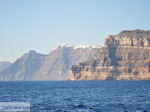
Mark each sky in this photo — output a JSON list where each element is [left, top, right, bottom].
[[0, 0, 150, 62]]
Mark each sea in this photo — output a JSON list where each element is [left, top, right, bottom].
[[0, 81, 150, 112]]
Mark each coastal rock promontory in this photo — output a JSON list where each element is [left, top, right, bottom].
[[68, 30, 150, 80]]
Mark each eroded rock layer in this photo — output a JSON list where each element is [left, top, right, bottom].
[[68, 30, 150, 80]]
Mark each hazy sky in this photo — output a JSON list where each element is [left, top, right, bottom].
[[0, 0, 150, 62]]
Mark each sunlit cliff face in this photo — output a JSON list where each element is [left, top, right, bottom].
[[68, 30, 150, 80]]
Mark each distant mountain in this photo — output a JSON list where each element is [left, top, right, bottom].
[[0, 50, 46, 80], [0, 45, 100, 81], [0, 62, 11, 72]]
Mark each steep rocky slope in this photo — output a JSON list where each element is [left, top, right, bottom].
[[0, 50, 46, 80], [0, 45, 99, 80], [68, 30, 150, 80], [0, 62, 11, 72], [34, 45, 100, 80]]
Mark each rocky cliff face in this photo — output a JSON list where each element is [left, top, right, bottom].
[[68, 30, 150, 80], [34, 45, 99, 80], [0, 45, 99, 80]]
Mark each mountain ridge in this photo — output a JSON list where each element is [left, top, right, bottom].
[[0, 45, 99, 80]]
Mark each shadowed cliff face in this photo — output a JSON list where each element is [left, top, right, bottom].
[[68, 30, 150, 80]]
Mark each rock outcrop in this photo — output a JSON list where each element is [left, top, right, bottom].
[[68, 30, 150, 80]]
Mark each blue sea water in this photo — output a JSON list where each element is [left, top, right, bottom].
[[0, 81, 150, 112]]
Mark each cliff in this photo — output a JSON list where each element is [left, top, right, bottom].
[[33, 45, 100, 80], [68, 30, 150, 80]]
